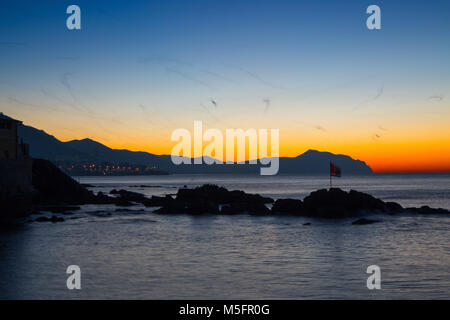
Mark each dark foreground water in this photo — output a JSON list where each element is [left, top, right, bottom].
[[0, 174, 449, 299]]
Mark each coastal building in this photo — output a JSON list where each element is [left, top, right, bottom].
[[0, 112, 29, 159], [0, 113, 33, 217]]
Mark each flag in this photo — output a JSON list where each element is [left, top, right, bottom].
[[330, 162, 341, 177]]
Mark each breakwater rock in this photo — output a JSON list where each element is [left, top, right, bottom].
[[152, 184, 449, 217], [31, 159, 144, 207], [32, 159, 95, 205], [153, 184, 273, 215]]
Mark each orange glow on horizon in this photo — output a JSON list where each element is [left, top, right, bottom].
[[95, 139, 450, 174], [11, 112, 450, 174]]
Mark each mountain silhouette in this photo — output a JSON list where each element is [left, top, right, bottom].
[[277, 150, 372, 174], [18, 124, 373, 175], [17, 124, 85, 160]]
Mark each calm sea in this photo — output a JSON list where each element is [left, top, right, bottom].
[[0, 174, 449, 299]]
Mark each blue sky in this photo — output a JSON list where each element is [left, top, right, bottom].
[[1, 0, 448, 108], [0, 0, 449, 171]]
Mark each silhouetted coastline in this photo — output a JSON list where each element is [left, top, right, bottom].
[[18, 123, 373, 175]]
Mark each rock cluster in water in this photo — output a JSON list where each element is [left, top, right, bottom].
[[102, 184, 446, 218], [146, 185, 448, 217]]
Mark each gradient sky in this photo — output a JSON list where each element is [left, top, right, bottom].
[[1, 0, 449, 172]]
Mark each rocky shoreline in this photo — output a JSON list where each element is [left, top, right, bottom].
[[35, 182, 450, 222], [141, 184, 449, 217], [2, 159, 449, 224]]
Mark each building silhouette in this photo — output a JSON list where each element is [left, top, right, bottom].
[[0, 113, 33, 217], [0, 112, 29, 159]]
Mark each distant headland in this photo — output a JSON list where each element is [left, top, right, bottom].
[[17, 123, 373, 176]]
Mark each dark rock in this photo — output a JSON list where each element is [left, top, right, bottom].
[[32, 159, 96, 205], [348, 189, 387, 212], [155, 197, 219, 215], [110, 189, 148, 203], [92, 191, 117, 204], [50, 215, 64, 223], [271, 199, 304, 215], [35, 216, 49, 222], [35, 215, 64, 223], [91, 191, 136, 206], [143, 195, 174, 207], [405, 206, 449, 215], [154, 199, 187, 214], [302, 188, 387, 217], [114, 199, 135, 207], [134, 184, 450, 218], [154, 184, 272, 215], [176, 184, 273, 205], [385, 201, 403, 213], [221, 202, 270, 215], [220, 203, 246, 215], [185, 199, 219, 215], [29, 159, 156, 210], [352, 218, 381, 225], [248, 203, 271, 215], [303, 222, 311, 226]]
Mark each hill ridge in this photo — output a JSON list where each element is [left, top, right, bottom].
[[18, 123, 373, 175]]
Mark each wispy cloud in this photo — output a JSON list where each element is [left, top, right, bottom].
[[293, 119, 328, 134], [59, 72, 93, 113], [137, 103, 178, 129], [137, 56, 193, 67], [40, 87, 81, 112], [262, 97, 271, 112], [7, 96, 58, 111], [225, 64, 286, 91], [372, 133, 381, 141], [429, 94, 443, 102], [165, 67, 215, 90], [138, 55, 234, 88], [314, 125, 327, 132], [354, 84, 384, 110], [200, 69, 236, 84]]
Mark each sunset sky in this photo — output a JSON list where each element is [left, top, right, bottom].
[[1, 0, 449, 173]]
